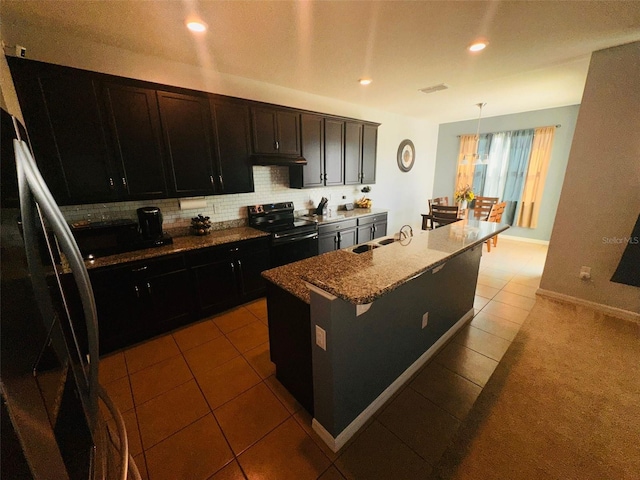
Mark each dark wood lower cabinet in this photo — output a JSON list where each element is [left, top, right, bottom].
[[90, 237, 269, 353], [318, 219, 358, 254]]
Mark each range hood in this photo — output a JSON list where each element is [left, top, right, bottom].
[[251, 154, 307, 166]]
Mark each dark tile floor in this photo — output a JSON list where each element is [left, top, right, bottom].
[[100, 239, 547, 480]]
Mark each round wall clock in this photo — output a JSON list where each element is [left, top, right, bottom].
[[397, 139, 415, 172]]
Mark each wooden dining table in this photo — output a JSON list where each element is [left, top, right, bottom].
[[421, 208, 470, 230]]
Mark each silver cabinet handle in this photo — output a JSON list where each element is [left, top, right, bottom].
[[237, 259, 246, 293], [122, 177, 127, 188], [210, 175, 215, 187], [109, 177, 115, 189], [275, 140, 279, 150], [134, 285, 140, 298], [131, 266, 148, 272], [146, 282, 152, 295], [219, 174, 224, 191]]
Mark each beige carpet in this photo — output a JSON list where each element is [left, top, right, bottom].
[[432, 297, 640, 480]]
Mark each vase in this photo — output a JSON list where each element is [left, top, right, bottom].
[[460, 200, 468, 210]]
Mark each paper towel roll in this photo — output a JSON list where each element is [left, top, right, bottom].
[[179, 197, 207, 210]]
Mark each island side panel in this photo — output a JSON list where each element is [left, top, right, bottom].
[[265, 281, 314, 414], [311, 245, 482, 438]]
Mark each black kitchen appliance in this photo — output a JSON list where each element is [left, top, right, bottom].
[[71, 217, 173, 260], [248, 202, 318, 267], [137, 206, 163, 239]]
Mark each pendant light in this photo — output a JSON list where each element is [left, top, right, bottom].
[[461, 102, 489, 165]]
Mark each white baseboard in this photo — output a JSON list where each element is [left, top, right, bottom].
[[311, 307, 475, 452], [536, 288, 640, 323], [499, 234, 550, 245]]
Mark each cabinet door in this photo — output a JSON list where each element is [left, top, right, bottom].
[[338, 227, 357, 249], [357, 224, 373, 244], [90, 266, 144, 354], [372, 220, 387, 239], [318, 232, 338, 254], [237, 249, 270, 298], [9, 58, 117, 205], [191, 259, 239, 314], [102, 83, 167, 199], [147, 268, 193, 332], [324, 119, 345, 186], [276, 110, 301, 155], [298, 114, 324, 187], [362, 124, 378, 184], [211, 99, 254, 193], [157, 91, 216, 196], [344, 121, 363, 185], [251, 108, 278, 154]]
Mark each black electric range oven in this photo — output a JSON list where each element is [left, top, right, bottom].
[[248, 202, 318, 267]]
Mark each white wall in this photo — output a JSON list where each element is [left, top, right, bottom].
[[541, 41, 640, 314], [1, 21, 437, 234]]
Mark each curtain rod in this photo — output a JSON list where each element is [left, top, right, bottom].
[[456, 124, 561, 138]]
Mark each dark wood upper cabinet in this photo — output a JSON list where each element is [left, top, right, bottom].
[[210, 99, 254, 194], [251, 107, 300, 155], [9, 57, 379, 203], [157, 90, 217, 196], [290, 114, 324, 188], [344, 121, 363, 185], [324, 119, 345, 186], [102, 83, 168, 199], [8, 58, 117, 205], [276, 110, 301, 155], [362, 123, 378, 184]]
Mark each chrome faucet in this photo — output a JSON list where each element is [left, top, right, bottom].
[[399, 224, 413, 240]]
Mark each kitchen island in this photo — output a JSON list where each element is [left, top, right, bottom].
[[262, 219, 509, 451]]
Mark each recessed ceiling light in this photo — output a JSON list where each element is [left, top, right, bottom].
[[186, 20, 207, 33], [359, 78, 372, 86], [468, 41, 488, 52]]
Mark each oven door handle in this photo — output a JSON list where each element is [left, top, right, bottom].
[[272, 231, 318, 245]]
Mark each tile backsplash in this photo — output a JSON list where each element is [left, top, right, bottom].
[[61, 166, 370, 229]]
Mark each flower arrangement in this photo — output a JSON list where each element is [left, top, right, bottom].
[[454, 185, 475, 203]]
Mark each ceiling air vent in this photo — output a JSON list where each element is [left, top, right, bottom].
[[419, 83, 449, 95]]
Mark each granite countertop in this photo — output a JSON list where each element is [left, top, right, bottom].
[[80, 226, 269, 270], [262, 219, 509, 305], [298, 207, 387, 225]]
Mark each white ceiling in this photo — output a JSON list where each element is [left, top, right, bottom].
[[2, 1, 640, 123]]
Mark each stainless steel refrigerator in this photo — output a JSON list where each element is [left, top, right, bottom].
[[1, 108, 140, 479]]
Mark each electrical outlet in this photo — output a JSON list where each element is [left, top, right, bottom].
[[579, 266, 591, 280], [315, 325, 327, 350], [422, 312, 429, 329]]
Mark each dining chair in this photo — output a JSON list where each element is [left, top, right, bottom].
[[485, 201, 506, 252], [421, 197, 450, 230], [430, 204, 460, 228], [473, 196, 499, 220]]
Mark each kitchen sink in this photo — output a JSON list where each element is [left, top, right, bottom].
[[377, 238, 396, 245], [352, 244, 380, 254]]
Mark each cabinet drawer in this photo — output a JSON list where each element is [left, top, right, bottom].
[[357, 213, 387, 226], [126, 254, 186, 277], [318, 219, 357, 234], [186, 237, 269, 267]]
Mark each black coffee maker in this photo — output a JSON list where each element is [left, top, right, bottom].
[[137, 206, 163, 240]]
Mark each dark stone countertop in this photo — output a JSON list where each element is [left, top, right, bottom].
[[78, 226, 269, 271], [262, 219, 509, 305], [297, 207, 388, 225]]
